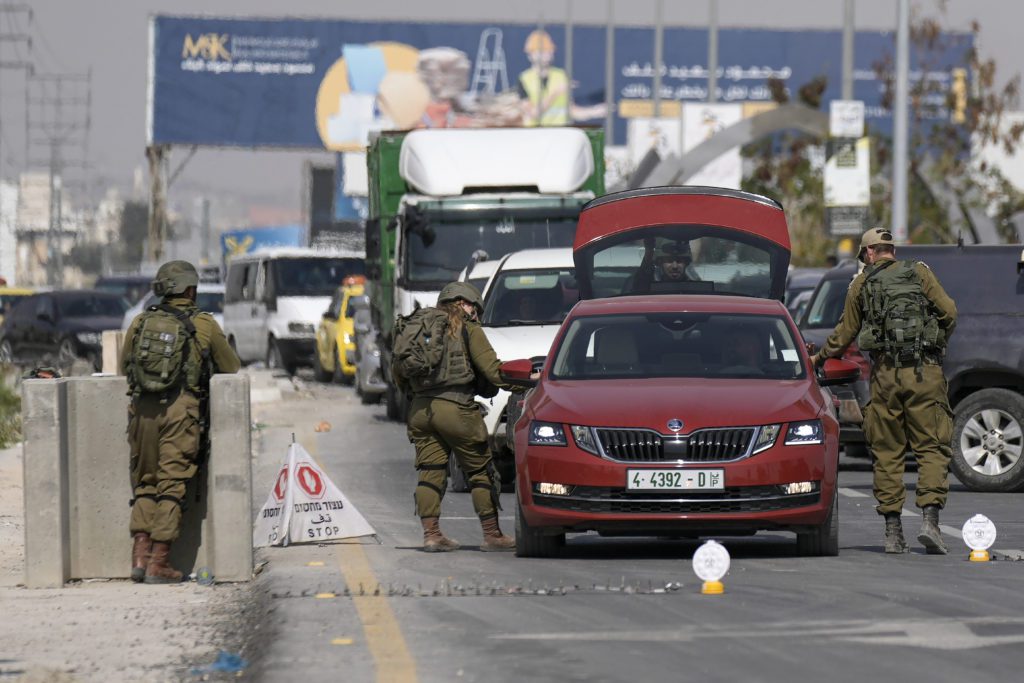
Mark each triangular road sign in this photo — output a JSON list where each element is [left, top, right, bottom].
[[254, 442, 377, 548]]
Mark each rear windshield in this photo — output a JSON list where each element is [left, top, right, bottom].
[[59, 296, 127, 318], [482, 268, 577, 326], [550, 312, 805, 381], [273, 258, 365, 297]]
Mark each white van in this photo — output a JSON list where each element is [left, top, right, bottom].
[[223, 248, 365, 374]]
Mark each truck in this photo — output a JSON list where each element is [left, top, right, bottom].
[[364, 126, 605, 420]]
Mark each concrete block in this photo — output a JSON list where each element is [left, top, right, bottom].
[[22, 379, 70, 588], [205, 374, 253, 581], [63, 376, 131, 579], [101, 330, 125, 375]]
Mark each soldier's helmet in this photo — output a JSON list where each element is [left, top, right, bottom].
[[857, 227, 896, 263], [655, 241, 693, 262], [152, 260, 199, 297], [437, 281, 484, 314]]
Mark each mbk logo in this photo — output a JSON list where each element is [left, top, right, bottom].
[[182, 33, 231, 61]]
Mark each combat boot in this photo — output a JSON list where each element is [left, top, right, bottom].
[[421, 517, 460, 553], [883, 512, 908, 554], [480, 515, 515, 552], [131, 532, 152, 583], [917, 505, 948, 555], [144, 541, 184, 583]]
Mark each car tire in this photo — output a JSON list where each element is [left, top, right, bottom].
[[267, 338, 292, 376], [950, 388, 1024, 492], [448, 456, 470, 492], [354, 365, 364, 397], [796, 492, 839, 557], [312, 347, 331, 383], [386, 384, 401, 421], [514, 499, 563, 558], [0, 339, 12, 365]]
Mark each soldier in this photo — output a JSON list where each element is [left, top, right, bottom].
[[654, 241, 700, 283], [810, 228, 957, 554], [123, 261, 240, 583], [392, 281, 521, 552]]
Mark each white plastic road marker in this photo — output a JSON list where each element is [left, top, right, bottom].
[[962, 514, 997, 562], [693, 540, 730, 595], [253, 442, 377, 547]]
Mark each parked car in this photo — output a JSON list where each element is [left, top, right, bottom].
[[121, 283, 226, 330], [457, 259, 501, 299], [222, 248, 364, 374], [313, 279, 365, 384], [506, 187, 860, 557], [785, 267, 827, 312], [0, 286, 34, 328], [94, 275, 153, 307], [350, 294, 386, 404], [0, 290, 128, 371], [799, 244, 1024, 492], [450, 247, 576, 491]]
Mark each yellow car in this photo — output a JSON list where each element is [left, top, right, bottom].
[[0, 287, 34, 329], [314, 281, 364, 384]]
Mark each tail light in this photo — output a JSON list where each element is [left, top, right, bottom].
[[842, 342, 871, 381]]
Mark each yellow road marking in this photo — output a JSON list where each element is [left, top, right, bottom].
[[331, 637, 354, 645], [315, 592, 337, 599], [307, 561, 326, 567], [302, 431, 418, 683]]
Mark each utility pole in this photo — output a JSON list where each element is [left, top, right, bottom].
[[147, 144, 168, 264], [842, 0, 855, 100], [0, 4, 32, 179], [707, 0, 719, 103], [565, 0, 573, 114], [604, 0, 615, 144], [652, 0, 663, 118], [892, 0, 909, 242]]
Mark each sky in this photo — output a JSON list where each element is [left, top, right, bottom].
[[4, 0, 1021, 225]]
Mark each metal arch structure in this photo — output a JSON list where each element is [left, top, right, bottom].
[[622, 102, 1000, 244]]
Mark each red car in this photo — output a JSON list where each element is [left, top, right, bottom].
[[502, 187, 859, 557]]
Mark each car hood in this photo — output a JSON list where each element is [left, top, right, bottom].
[[481, 324, 561, 362], [64, 316, 125, 333], [532, 377, 824, 431]]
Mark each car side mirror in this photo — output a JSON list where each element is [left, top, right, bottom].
[[500, 358, 537, 388], [818, 358, 860, 386], [323, 310, 333, 319]]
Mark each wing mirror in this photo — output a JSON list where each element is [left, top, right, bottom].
[[500, 358, 537, 388], [818, 358, 861, 386]]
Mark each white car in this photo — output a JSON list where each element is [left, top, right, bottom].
[[457, 259, 500, 299], [122, 282, 226, 330], [449, 247, 577, 491]]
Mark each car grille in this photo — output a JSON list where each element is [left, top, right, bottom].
[[534, 485, 819, 514], [595, 427, 755, 463]]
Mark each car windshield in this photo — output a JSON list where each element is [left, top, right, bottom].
[[583, 231, 776, 299], [550, 312, 805, 381], [95, 279, 151, 304], [273, 258, 365, 297], [803, 276, 853, 328], [59, 295, 127, 318], [196, 291, 224, 314], [405, 210, 578, 289], [482, 268, 577, 326]]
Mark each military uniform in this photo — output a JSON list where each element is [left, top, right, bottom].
[[122, 262, 240, 582], [393, 281, 518, 552], [812, 228, 957, 554]]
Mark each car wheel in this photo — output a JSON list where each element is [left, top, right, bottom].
[[57, 338, 77, 368], [354, 366, 364, 397], [312, 347, 331, 383], [0, 339, 12, 365], [360, 388, 383, 406], [795, 491, 839, 557], [267, 338, 292, 376], [844, 443, 871, 459], [950, 388, 1024, 492], [448, 455, 470, 493], [386, 384, 401, 420], [514, 499, 563, 558]]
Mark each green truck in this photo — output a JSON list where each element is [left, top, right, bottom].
[[365, 126, 605, 419]]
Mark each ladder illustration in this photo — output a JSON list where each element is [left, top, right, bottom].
[[470, 28, 510, 98]]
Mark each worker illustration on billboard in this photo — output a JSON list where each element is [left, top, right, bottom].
[[517, 29, 570, 126]]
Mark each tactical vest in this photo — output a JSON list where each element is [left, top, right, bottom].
[[126, 304, 207, 397], [856, 260, 944, 366], [391, 307, 475, 394]]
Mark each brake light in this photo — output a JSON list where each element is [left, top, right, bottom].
[[843, 343, 871, 381]]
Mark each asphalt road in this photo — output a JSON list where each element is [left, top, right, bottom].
[[247, 379, 1024, 683]]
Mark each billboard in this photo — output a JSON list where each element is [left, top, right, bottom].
[[149, 16, 972, 150], [220, 224, 304, 263]]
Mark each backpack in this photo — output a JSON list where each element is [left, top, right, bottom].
[[126, 304, 203, 395], [856, 260, 943, 366], [391, 307, 475, 393]]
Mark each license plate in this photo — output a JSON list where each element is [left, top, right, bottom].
[[626, 468, 724, 491]]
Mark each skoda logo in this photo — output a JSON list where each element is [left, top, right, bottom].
[[667, 418, 684, 433]]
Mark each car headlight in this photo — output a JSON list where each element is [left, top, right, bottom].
[[570, 425, 600, 455], [76, 332, 102, 345], [752, 424, 781, 454], [785, 420, 824, 446], [528, 421, 566, 446], [288, 322, 315, 335]]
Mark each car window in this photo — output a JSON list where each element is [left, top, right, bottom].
[[196, 291, 224, 314], [225, 263, 249, 303], [344, 294, 367, 319], [36, 296, 56, 320], [481, 268, 577, 326], [550, 312, 805, 381], [803, 278, 852, 328], [244, 262, 260, 301], [273, 258, 365, 297], [58, 296, 125, 318]]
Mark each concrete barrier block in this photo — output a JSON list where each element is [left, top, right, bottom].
[[101, 330, 125, 375], [206, 374, 253, 581], [22, 379, 70, 588], [64, 376, 131, 579]]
